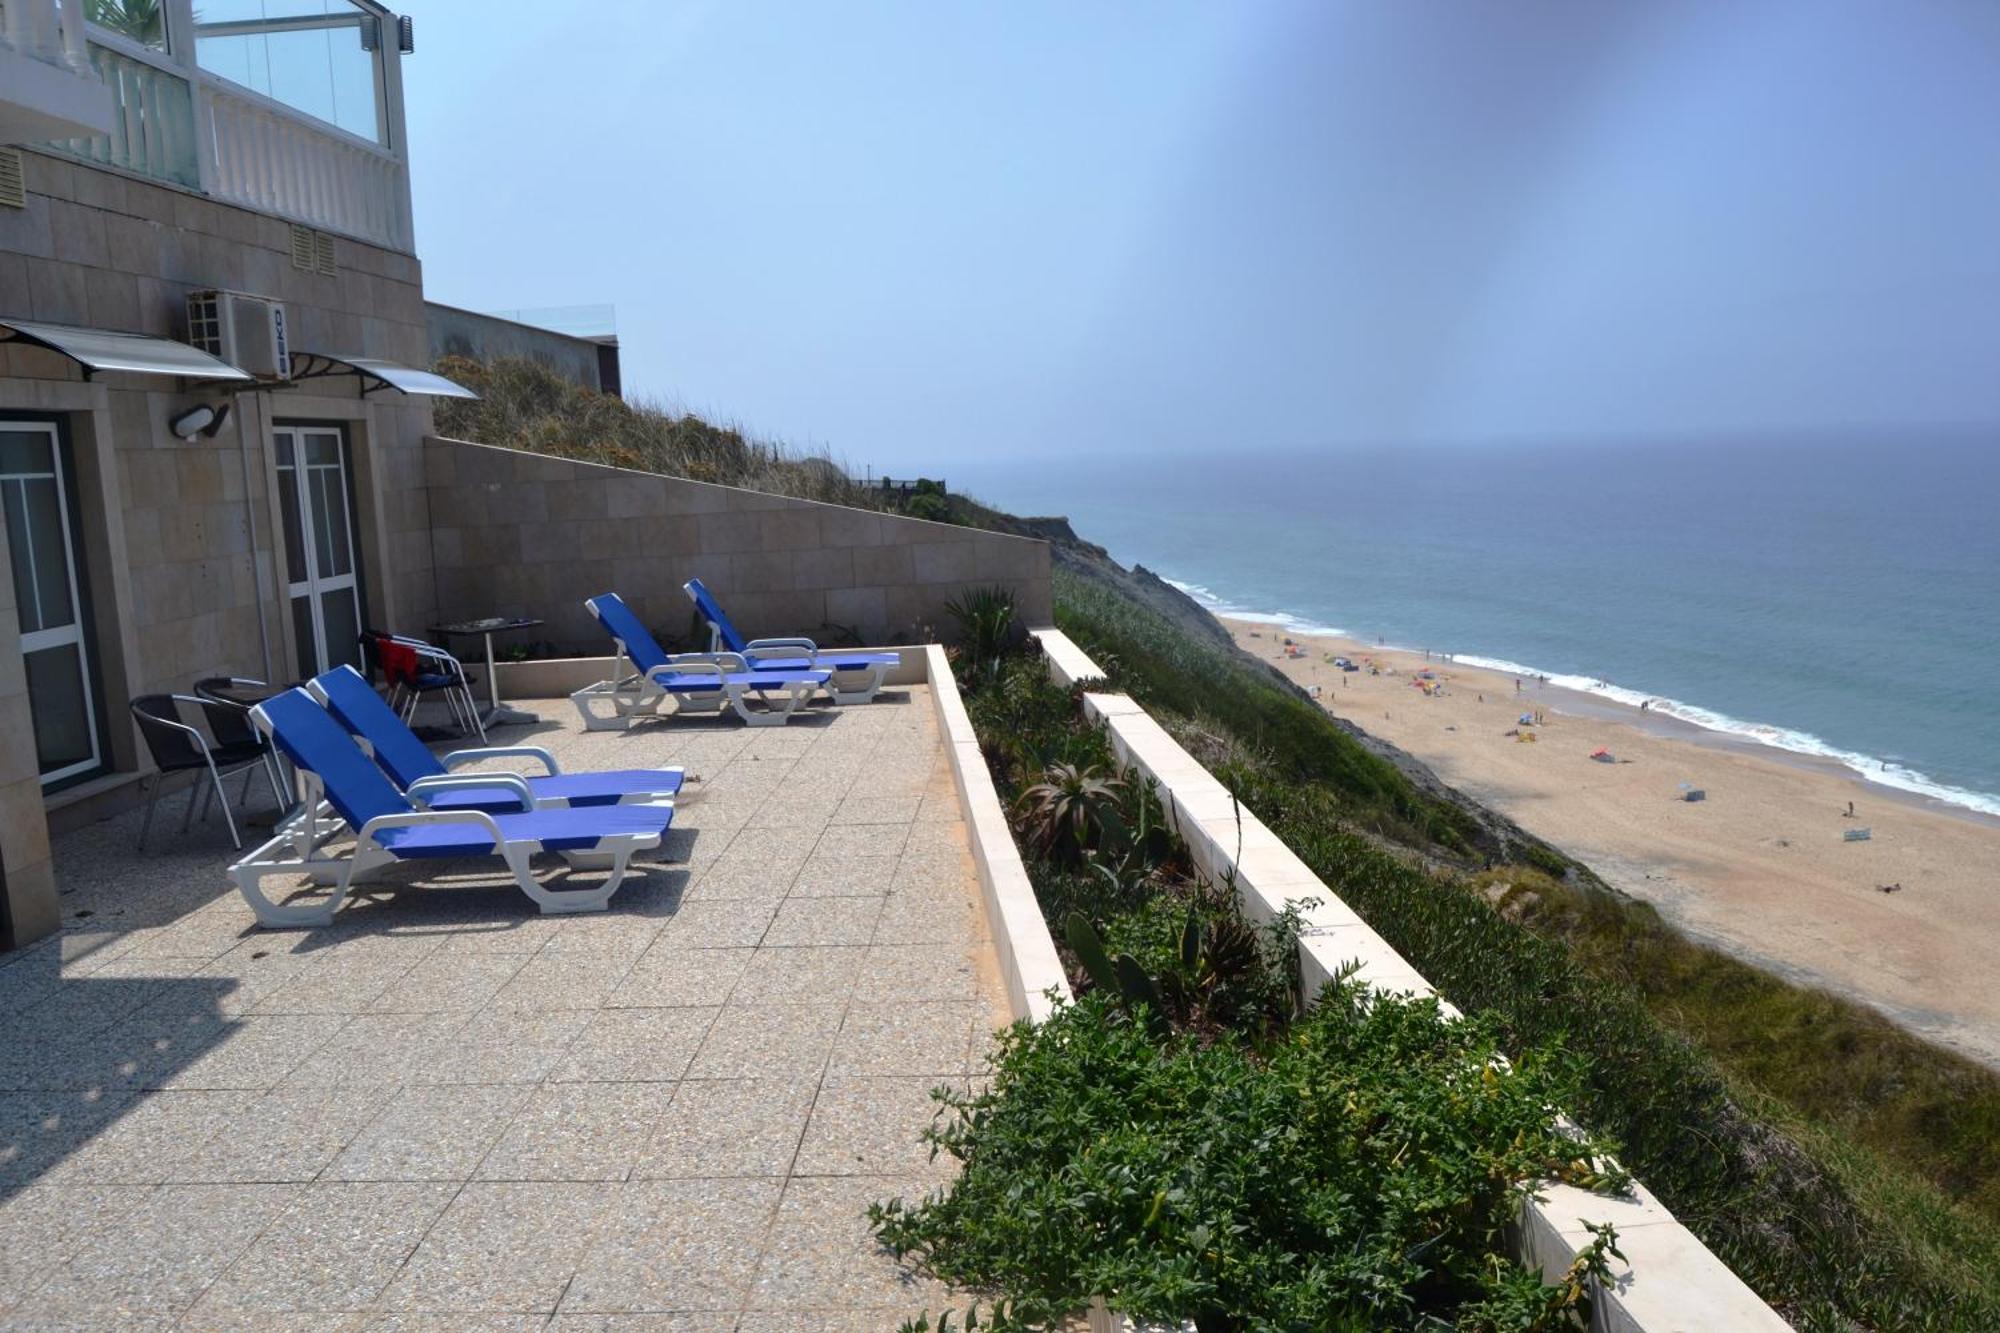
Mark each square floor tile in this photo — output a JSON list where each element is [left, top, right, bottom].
[[829, 1004, 976, 1077], [787, 854, 899, 899], [813, 825, 909, 860], [746, 1175, 948, 1311], [653, 900, 780, 950], [153, 1014, 344, 1090], [29, 1182, 298, 1316], [197, 1181, 455, 1312], [852, 944, 983, 1004], [608, 947, 753, 1009], [550, 1008, 716, 1083], [633, 1079, 816, 1180], [416, 1010, 593, 1085], [794, 1077, 963, 1179], [477, 1083, 666, 1182], [328, 1084, 529, 1181], [366, 952, 528, 1013], [0, 1183, 153, 1310], [561, 1177, 781, 1314], [44, 1089, 257, 1184], [685, 1005, 841, 1080], [760, 898, 882, 949], [282, 1013, 470, 1088], [173, 1085, 398, 1183], [872, 892, 978, 947], [378, 1181, 616, 1313], [727, 946, 865, 1005]]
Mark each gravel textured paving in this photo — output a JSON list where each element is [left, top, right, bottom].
[[0, 686, 1011, 1327]]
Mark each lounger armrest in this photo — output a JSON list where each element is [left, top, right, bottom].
[[442, 745, 561, 776], [744, 636, 818, 654], [355, 808, 505, 852], [653, 652, 750, 680], [407, 772, 537, 810]]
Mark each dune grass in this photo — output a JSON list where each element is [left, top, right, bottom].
[[431, 355, 891, 508]]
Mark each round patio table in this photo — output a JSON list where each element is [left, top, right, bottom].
[[427, 617, 545, 727]]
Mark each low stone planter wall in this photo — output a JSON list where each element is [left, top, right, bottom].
[[924, 645, 1071, 1024], [1032, 628, 1787, 1333]]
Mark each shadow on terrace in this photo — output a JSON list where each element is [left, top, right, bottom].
[[0, 685, 1008, 1324]]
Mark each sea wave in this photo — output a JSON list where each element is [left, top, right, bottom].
[[1163, 578, 2000, 820]]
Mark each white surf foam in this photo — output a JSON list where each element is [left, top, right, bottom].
[[1165, 578, 2000, 819]]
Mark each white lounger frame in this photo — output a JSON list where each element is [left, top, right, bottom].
[[228, 719, 666, 929], [303, 676, 689, 809], [736, 637, 888, 705], [571, 651, 823, 732]]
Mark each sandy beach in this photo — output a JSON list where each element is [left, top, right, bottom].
[[1221, 617, 2000, 1069]]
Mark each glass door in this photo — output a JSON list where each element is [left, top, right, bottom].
[[1, 422, 104, 787], [273, 424, 364, 677]]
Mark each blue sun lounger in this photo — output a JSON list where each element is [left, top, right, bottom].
[[229, 688, 672, 927], [309, 665, 685, 814], [684, 576, 897, 704], [572, 592, 831, 731]]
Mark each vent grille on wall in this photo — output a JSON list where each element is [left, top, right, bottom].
[[290, 224, 337, 275], [0, 149, 25, 210]]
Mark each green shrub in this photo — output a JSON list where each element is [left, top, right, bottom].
[[873, 988, 1626, 1331]]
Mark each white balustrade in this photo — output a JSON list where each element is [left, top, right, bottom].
[[0, 0, 92, 71], [200, 80, 413, 253]]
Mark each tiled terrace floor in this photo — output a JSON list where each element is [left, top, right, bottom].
[[0, 685, 1011, 1328]]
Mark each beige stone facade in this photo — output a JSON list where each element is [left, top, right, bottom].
[[0, 147, 439, 946], [0, 151, 1051, 952]]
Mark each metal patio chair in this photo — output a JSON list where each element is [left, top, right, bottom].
[[130, 694, 288, 851]]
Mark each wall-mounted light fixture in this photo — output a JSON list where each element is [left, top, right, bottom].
[[169, 402, 231, 441]]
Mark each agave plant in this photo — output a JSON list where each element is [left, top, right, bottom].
[[1013, 762, 1123, 865], [946, 586, 1019, 681]]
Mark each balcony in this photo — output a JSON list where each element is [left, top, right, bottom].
[[0, 0, 115, 142], [34, 0, 414, 254]]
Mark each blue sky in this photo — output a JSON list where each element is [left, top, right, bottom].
[[403, 1, 2000, 472]]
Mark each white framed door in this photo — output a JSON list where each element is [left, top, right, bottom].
[[273, 424, 365, 678], [1, 421, 104, 787]]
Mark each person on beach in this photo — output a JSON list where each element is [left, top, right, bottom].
[[1514, 678, 1521, 693]]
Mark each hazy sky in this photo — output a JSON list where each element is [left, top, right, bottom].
[[404, 2, 2000, 472]]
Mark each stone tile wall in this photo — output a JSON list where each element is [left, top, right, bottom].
[[424, 437, 1053, 652]]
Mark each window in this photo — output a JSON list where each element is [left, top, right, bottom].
[[193, 0, 386, 145], [1, 422, 105, 788], [273, 424, 365, 676]]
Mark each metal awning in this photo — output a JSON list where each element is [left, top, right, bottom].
[[0, 319, 254, 382], [288, 353, 479, 398]]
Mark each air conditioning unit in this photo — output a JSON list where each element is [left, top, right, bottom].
[[185, 290, 290, 380]]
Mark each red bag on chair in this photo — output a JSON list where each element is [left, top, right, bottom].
[[377, 636, 420, 688]]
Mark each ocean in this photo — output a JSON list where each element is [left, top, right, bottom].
[[950, 433, 2000, 817]]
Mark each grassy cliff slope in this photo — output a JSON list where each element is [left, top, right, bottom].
[[447, 356, 2000, 1328]]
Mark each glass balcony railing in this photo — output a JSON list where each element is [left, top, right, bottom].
[[36, 0, 414, 252], [54, 42, 198, 188]]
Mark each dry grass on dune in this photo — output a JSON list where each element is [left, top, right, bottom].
[[430, 355, 891, 509]]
